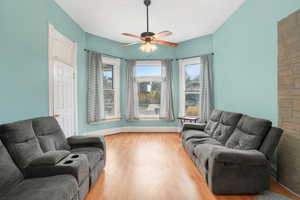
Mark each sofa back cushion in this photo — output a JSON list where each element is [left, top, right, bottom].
[[0, 119, 43, 170], [0, 140, 24, 197], [259, 127, 283, 160], [225, 115, 272, 150], [212, 111, 243, 145], [204, 110, 223, 136], [32, 117, 70, 152]]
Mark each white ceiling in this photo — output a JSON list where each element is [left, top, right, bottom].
[[54, 0, 246, 43]]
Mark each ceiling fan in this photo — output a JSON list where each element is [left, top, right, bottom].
[[121, 0, 178, 52]]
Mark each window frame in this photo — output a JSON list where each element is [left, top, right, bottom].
[[102, 56, 120, 120], [135, 61, 163, 119], [179, 57, 202, 117]]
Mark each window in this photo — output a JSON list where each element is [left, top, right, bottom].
[[135, 61, 162, 118], [179, 58, 202, 117], [102, 57, 120, 120]]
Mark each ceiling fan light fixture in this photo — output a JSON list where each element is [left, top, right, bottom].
[[140, 42, 157, 53], [121, 0, 177, 50]]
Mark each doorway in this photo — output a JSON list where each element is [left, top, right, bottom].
[[48, 24, 78, 137]]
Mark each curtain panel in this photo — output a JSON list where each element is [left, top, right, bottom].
[[87, 51, 105, 124], [126, 60, 139, 120], [199, 55, 214, 122], [160, 60, 175, 120]]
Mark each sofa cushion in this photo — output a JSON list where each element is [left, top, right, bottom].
[[182, 130, 209, 141], [211, 112, 242, 145], [225, 115, 272, 150], [204, 110, 222, 135], [71, 147, 103, 170], [259, 127, 283, 160], [32, 117, 70, 152], [0, 140, 24, 197], [183, 138, 221, 159], [194, 144, 224, 176], [2, 175, 78, 200], [0, 119, 43, 169]]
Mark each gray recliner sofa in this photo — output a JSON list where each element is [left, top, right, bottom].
[[0, 117, 106, 200], [181, 110, 283, 194]]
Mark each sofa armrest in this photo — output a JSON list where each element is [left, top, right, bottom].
[[207, 148, 270, 194], [29, 150, 70, 167], [182, 123, 206, 131], [67, 135, 105, 150], [211, 148, 268, 166], [25, 153, 89, 184]]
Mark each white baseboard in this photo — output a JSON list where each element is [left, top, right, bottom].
[[85, 126, 181, 136]]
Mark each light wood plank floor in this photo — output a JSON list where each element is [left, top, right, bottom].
[[85, 133, 299, 200]]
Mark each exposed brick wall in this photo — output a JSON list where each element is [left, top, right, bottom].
[[278, 9, 300, 195]]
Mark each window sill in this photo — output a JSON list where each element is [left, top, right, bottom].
[[89, 118, 121, 125], [139, 118, 160, 121]]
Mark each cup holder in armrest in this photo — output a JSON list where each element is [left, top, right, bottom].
[[64, 160, 73, 165], [71, 154, 79, 159]]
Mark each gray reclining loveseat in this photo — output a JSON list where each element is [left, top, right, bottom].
[[181, 110, 283, 194], [0, 117, 106, 200]]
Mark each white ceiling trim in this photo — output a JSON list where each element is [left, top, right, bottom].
[[54, 0, 246, 43]]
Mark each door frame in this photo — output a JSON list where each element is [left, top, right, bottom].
[[48, 24, 78, 135]]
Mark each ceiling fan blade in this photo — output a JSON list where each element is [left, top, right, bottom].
[[154, 31, 172, 39], [153, 40, 178, 47], [122, 33, 143, 39], [121, 42, 143, 47]]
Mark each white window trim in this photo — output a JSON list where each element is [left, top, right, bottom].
[[102, 56, 121, 120], [179, 57, 202, 117]]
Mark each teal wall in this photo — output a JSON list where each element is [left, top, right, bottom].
[[0, 0, 86, 125], [0, 0, 213, 133], [213, 0, 300, 125], [0, 0, 48, 123], [175, 35, 213, 58], [2, 0, 298, 134]]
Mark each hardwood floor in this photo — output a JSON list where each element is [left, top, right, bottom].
[[85, 133, 299, 200]]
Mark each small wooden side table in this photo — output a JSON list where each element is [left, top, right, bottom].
[[177, 116, 200, 125]]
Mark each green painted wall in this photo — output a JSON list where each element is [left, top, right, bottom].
[[0, 0, 214, 133], [0, 0, 49, 123], [175, 35, 213, 58], [213, 0, 300, 124], [3, 0, 298, 135], [0, 0, 85, 125]]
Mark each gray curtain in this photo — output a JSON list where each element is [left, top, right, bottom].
[[160, 60, 175, 120], [87, 51, 105, 124], [126, 60, 139, 120], [199, 55, 214, 122]]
